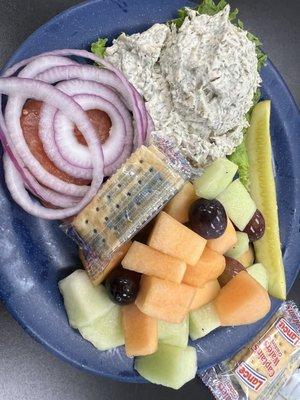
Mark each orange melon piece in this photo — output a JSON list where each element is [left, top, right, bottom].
[[122, 241, 186, 284], [148, 212, 206, 266], [79, 241, 132, 285], [136, 275, 196, 324], [213, 270, 271, 326], [183, 247, 225, 288], [122, 304, 158, 357], [190, 280, 220, 310], [164, 182, 198, 223], [207, 219, 237, 255]]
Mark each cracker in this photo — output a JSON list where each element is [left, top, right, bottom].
[[72, 145, 185, 281]]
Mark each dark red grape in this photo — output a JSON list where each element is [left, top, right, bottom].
[[105, 268, 140, 305], [188, 198, 227, 239], [218, 257, 245, 287], [243, 209, 265, 242]]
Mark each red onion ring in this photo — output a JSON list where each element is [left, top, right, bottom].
[[5, 98, 89, 197], [1, 49, 151, 219], [35, 65, 129, 105], [3, 49, 148, 144], [38, 79, 134, 177], [54, 94, 128, 173], [0, 77, 104, 219], [0, 55, 81, 190], [36, 64, 143, 149]]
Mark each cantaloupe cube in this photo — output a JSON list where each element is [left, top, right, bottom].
[[148, 212, 206, 266], [213, 271, 271, 326], [135, 275, 196, 324], [207, 219, 237, 255], [80, 241, 132, 285], [183, 247, 225, 288], [189, 280, 220, 311], [122, 304, 157, 357], [122, 242, 186, 283], [164, 182, 198, 223]]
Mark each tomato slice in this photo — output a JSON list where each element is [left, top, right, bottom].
[[20, 99, 111, 185]]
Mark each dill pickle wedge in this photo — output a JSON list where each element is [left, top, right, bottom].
[[246, 100, 286, 300]]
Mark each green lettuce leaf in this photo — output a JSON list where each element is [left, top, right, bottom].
[[91, 38, 108, 57], [228, 141, 250, 190]]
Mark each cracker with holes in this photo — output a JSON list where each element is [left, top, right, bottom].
[[72, 145, 185, 283], [202, 301, 300, 400]]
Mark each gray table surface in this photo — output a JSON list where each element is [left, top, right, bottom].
[[0, 0, 299, 399]]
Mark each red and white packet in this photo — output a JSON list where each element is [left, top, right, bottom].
[[201, 301, 300, 400]]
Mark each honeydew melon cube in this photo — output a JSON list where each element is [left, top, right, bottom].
[[79, 305, 124, 351], [247, 263, 268, 290], [193, 158, 238, 199], [59, 270, 114, 328], [226, 232, 249, 259], [135, 343, 197, 390], [217, 179, 256, 231], [158, 316, 189, 348], [189, 303, 221, 340]]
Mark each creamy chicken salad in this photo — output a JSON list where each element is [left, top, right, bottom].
[[105, 5, 260, 167]]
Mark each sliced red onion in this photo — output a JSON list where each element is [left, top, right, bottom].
[[2, 55, 88, 185], [36, 65, 129, 105], [4, 49, 147, 144], [40, 79, 133, 176], [54, 94, 127, 172], [36, 64, 140, 150], [18, 55, 78, 78], [1, 49, 150, 219], [37, 103, 93, 180], [5, 97, 89, 197], [0, 76, 104, 219], [5, 157, 80, 208], [4, 155, 82, 218]]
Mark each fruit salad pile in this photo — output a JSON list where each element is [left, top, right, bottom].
[[59, 101, 285, 390], [59, 160, 272, 389]]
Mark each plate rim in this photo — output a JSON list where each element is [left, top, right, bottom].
[[1, 0, 300, 383]]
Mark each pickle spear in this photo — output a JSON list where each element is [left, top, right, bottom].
[[246, 100, 286, 300]]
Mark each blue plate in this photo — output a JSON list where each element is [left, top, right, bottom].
[[0, 0, 300, 383]]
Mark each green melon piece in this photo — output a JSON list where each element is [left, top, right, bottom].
[[189, 303, 220, 340], [135, 343, 197, 390], [59, 270, 114, 328], [247, 263, 268, 290], [217, 179, 256, 231], [193, 158, 238, 199], [79, 305, 124, 351], [158, 316, 189, 348], [226, 232, 249, 259]]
